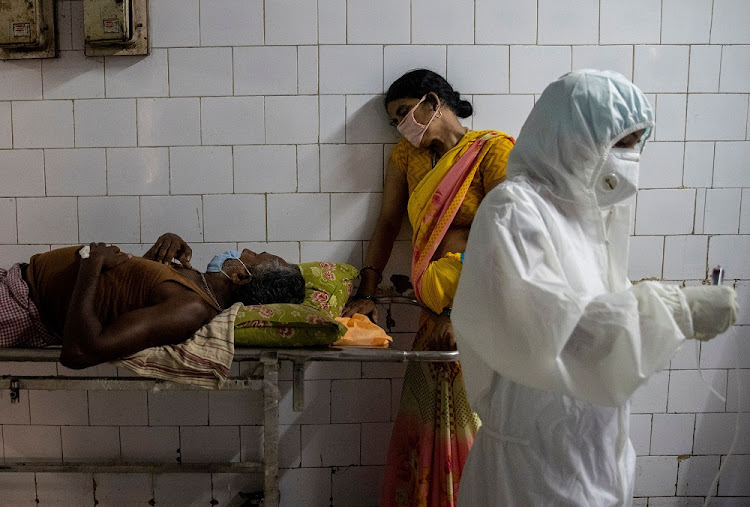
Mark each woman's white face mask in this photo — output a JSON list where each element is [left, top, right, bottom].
[[595, 148, 640, 208], [397, 95, 441, 148]]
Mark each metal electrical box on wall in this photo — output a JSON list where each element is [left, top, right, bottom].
[[84, 0, 148, 56], [0, 0, 56, 60]]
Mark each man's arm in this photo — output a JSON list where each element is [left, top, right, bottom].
[[60, 244, 215, 369]]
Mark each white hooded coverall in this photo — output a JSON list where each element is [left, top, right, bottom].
[[452, 70, 696, 506]]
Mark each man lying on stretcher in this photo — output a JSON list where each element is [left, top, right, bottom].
[[0, 233, 304, 369]]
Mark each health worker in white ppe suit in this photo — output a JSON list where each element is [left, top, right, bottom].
[[451, 69, 739, 506]]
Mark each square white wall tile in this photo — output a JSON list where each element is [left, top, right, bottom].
[[412, 0, 473, 44], [714, 142, 750, 188], [345, 95, 399, 144], [300, 240, 361, 265], [0, 198, 16, 243], [150, 0, 199, 47], [383, 45, 447, 91], [331, 193, 382, 241], [742, 190, 750, 234], [201, 96, 265, 146], [510, 46, 571, 94], [631, 370, 669, 413], [265, 96, 319, 144], [721, 46, 750, 93], [203, 194, 267, 242], [199, 0, 263, 46], [297, 144, 320, 192], [447, 46, 509, 94], [267, 194, 330, 241], [694, 413, 749, 454], [472, 95, 535, 139], [266, 0, 317, 44], [640, 142, 684, 188], [208, 391, 264, 426], [3, 425, 61, 461], [0, 60, 42, 100], [634, 456, 678, 497], [120, 426, 179, 461], [36, 473, 94, 505], [629, 414, 652, 455], [320, 144, 384, 192], [0, 101, 10, 148], [650, 413, 695, 455], [704, 189, 741, 234], [661, 0, 713, 44], [56, 1, 73, 51], [627, 235, 663, 281], [301, 424, 360, 466], [0, 150, 45, 197], [17, 197, 78, 244], [708, 235, 750, 278], [69, 1, 84, 50], [319, 95, 346, 144], [318, 0, 346, 44], [105, 49, 169, 98], [279, 468, 331, 507], [78, 196, 140, 244], [654, 95, 687, 141], [726, 369, 750, 412], [332, 466, 385, 507], [600, 0, 661, 44], [668, 369, 727, 413], [662, 235, 708, 280], [93, 474, 152, 505], [29, 390, 88, 425], [686, 95, 748, 141], [683, 142, 714, 187], [730, 283, 750, 326], [331, 379, 391, 423], [45, 148, 106, 196], [347, 0, 408, 44], [717, 455, 750, 497], [190, 242, 240, 270], [74, 99, 137, 148], [106, 147, 169, 195], [234, 46, 298, 96], [181, 427, 240, 463], [88, 391, 148, 426], [538, 0, 598, 45], [677, 455, 720, 496], [234, 145, 297, 193], [298, 46, 318, 94], [140, 195, 204, 243], [137, 98, 201, 147], [12, 101, 74, 148], [320, 45, 383, 94], [711, 0, 750, 44], [635, 189, 695, 235], [572, 46, 633, 80], [61, 426, 120, 462], [42, 51, 104, 100], [688, 46, 721, 93], [168, 48, 232, 97], [476, 0, 536, 44], [634, 46, 689, 93], [170, 146, 233, 195], [694, 188, 706, 234], [153, 474, 213, 506], [0, 245, 49, 265], [148, 391, 208, 426]]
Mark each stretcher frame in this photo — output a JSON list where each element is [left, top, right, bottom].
[[0, 296, 458, 507]]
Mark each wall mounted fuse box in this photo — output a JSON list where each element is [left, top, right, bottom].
[[0, 0, 56, 59]]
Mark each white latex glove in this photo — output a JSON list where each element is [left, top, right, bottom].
[[681, 286, 739, 341]]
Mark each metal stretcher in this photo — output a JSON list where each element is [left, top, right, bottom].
[[0, 295, 458, 507]]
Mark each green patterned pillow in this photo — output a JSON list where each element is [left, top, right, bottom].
[[298, 262, 359, 319], [234, 304, 347, 347]]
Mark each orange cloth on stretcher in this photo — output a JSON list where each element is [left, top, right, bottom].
[[333, 313, 393, 347]]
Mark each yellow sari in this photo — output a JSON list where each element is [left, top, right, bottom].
[[380, 131, 514, 507]]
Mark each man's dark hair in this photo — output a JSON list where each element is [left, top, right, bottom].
[[384, 69, 473, 118], [234, 261, 305, 305]]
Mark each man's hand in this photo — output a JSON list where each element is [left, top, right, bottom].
[[342, 298, 379, 323], [87, 243, 132, 271], [144, 233, 192, 268]]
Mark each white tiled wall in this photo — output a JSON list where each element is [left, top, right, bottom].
[[1, 0, 748, 505]]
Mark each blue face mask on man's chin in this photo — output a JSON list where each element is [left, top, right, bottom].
[[206, 251, 251, 279]]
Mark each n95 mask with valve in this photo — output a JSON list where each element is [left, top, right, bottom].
[[595, 148, 640, 208]]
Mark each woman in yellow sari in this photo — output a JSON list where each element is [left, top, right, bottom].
[[343, 69, 514, 506]]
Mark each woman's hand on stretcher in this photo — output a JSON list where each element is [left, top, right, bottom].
[[144, 233, 193, 269], [342, 298, 379, 323]]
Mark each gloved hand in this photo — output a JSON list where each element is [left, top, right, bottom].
[[682, 286, 739, 341]]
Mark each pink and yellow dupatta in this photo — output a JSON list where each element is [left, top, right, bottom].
[[408, 133, 498, 305]]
